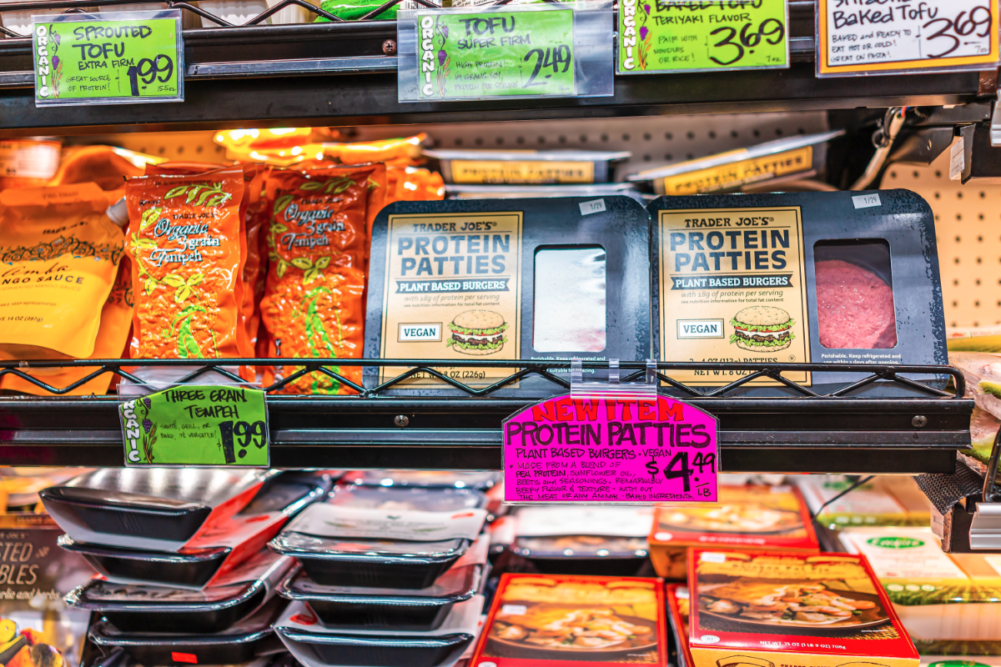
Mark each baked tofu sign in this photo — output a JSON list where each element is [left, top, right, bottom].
[[503, 394, 719, 504]]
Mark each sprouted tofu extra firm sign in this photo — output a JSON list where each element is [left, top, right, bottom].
[[33, 12, 182, 106], [417, 9, 575, 99], [619, 0, 789, 73]]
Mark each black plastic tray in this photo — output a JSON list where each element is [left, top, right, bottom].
[[277, 626, 473, 667], [511, 535, 650, 576], [59, 536, 229, 589], [280, 562, 482, 631]]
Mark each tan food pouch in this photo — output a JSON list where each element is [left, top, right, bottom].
[[0, 183, 123, 360]]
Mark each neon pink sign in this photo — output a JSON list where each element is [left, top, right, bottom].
[[503, 394, 719, 503]]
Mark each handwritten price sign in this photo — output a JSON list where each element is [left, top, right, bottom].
[[416, 8, 575, 100], [619, 0, 789, 74], [503, 394, 719, 504], [818, 0, 999, 75]]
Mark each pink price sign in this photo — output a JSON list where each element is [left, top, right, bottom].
[[503, 393, 719, 503]]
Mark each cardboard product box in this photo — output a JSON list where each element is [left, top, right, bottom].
[[650, 190, 946, 396], [687, 548, 919, 667], [365, 197, 652, 396], [649, 485, 820, 580], [796, 477, 932, 532], [840, 528, 1001, 655], [470, 573, 668, 666], [666, 584, 694, 667]]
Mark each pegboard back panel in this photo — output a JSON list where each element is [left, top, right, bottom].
[[884, 143, 1001, 328]]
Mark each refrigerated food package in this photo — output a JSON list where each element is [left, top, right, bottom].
[[0, 139, 62, 189], [48, 145, 153, 193], [948, 326, 1001, 353], [949, 352, 1001, 419], [270, 485, 488, 588], [651, 190, 946, 395], [966, 407, 1000, 466], [687, 548, 919, 667], [840, 527, 1001, 654], [796, 476, 931, 531], [508, 506, 653, 576], [366, 197, 652, 395], [444, 182, 642, 199], [66, 547, 294, 633], [471, 573, 667, 665], [341, 470, 500, 490], [423, 149, 631, 184], [278, 534, 488, 630], [666, 584, 693, 667], [649, 484, 819, 579]]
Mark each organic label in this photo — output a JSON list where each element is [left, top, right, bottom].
[[658, 207, 811, 385], [33, 11, 183, 106], [619, 0, 789, 73], [818, 0, 999, 76], [416, 9, 575, 100], [503, 394, 719, 503], [660, 146, 812, 195], [450, 160, 593, 184], [380, 212, 523, 385], [120, 386, 269, 466], [867, 536, 925, 549]]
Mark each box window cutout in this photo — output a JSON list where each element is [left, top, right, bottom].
[[534, 247, 607, 352], [815, 240, 898, 349]]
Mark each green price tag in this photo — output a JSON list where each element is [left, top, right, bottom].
[[618, 0, 788, 74], [33, 10, 183, 107], [121, 386, 269, 467], [417, 9, 575, 100]]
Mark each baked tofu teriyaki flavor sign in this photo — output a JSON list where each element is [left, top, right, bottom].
[[379, 211, 523, 385]]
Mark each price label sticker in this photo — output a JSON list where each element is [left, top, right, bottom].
[[818, 0, 999, 76], [502, 394, 719, 503], [120, 386, 269, 467], [416, 8, 575, 100], [33, 10, 183, 107], [618, 0, 789, 74]]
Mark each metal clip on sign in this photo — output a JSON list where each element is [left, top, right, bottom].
[[970, 425, 1001, 549]]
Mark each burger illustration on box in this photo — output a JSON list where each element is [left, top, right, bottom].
[[729, 306, 795, 352], [447, 310, 508, 355]]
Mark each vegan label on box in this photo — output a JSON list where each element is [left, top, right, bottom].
[[818, 0, 999, 76], [416, 9, 575, 100], [503, 394, 719, 503], [659, 207, 811, 385], [451, 160, 594, 184], [661, 146, 812, 195], [120, 386, 269, 466], [619, 0, 789, 74], [33, 11, 183, 106], [380, 212, 523, 385]]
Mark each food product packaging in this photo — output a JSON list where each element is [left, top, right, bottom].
[[275, 594, 484, 667], [366, 197, 652, 395], [54, 471, 331, 588], [444, 182, 642, 199], [423, 149, 631, 184], [840, 527, 1001, 654], [40, 468, 278, 552], [341, 470, 500, 490], [0, 184, 124, 360], [270, 485, 488, 588], [67, 547, 294, 633], [507, 506, 654, 576], [197, 0, 270, 26], [88, 596, 285, 665], [650, 190, 945, 395], [471, 573, 668, 665], [947, 326, 1001, 353], [278, 534, 489, 630], [49, 145, 153, 193], [261, 164, 385, 395], [0, 139, 61, 187], [649, 484, 819, 579], [796, 476, 931, 531], [314, 0, 396, 21], [687, 548, 919, 667], [125, 168, 247, 359], [667, 584, 693, 667]]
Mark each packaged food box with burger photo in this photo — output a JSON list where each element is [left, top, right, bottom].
[[470, 573, 668, 667], [649, 191, 946, 395], [686, 548, 919, 667], [366, 197, 651, 396]]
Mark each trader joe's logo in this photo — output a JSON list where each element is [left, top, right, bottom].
[[867, 536, 925, 549]]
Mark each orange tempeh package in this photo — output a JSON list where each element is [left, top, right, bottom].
[[125, 168, 246, 359], [260, 164, 383, 394]]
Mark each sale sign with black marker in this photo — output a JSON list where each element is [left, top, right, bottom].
[[120, 386, 270, 467], [33, 10, 183, 107]]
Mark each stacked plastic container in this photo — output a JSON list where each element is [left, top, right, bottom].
[[270, 474, 494, 667], [40, 469, 331, 665]]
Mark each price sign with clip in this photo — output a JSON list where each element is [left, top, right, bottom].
[[120, 386, 270, 467], [817, 0, 999, 76], [33, 10, 183, 107]]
